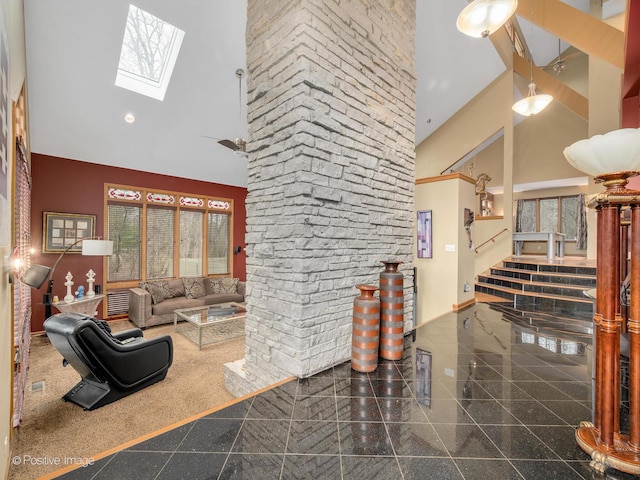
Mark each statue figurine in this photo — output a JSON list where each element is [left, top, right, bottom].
[[475, 173, 492, 195], [76, 285, 85, 300], [64, 272, 75, 303], [86, 269, 96, 297]]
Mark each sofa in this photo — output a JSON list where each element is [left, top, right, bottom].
[[128, 276, 245, 329]]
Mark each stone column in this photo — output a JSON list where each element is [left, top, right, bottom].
[[243, 0, 416, 390]]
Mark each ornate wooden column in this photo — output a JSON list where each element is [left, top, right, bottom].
[[576, 172, 640, 474]]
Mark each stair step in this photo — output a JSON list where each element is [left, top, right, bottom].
[[490, 266, 596, 288], [478, 274, 593, 298], [475, 282, 594, 304], [475, 256, 596, 317], [476, 282, 595, 316], [502, 260, 596, 276]]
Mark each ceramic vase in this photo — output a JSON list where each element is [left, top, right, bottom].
[[351, 284, 380, 373], [379, 260, 404, 360]]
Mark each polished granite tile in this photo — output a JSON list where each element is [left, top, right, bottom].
[[510, 459, 584, 480], [455, 458, 524, 480], [93, 451, 172, 480], [287, 420, 340, 455], [398, 456, 463, 480], [155, 452, 227, 480], [231, 419, 290, 454], [179, 418, 243, 453], [480, 424, 559, 459], [219, 453, 283, 479], [281, 454, 341, 480], [53, 302, 640, 480], [432, 423, 504, 458]]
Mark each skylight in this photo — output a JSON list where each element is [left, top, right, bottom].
[[115, 4, 185, 101]]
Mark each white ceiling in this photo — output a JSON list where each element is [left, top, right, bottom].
[[24, 0, 626, 189]]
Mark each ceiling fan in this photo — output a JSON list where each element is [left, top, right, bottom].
[[213, 68, 247, 155], [544, 39, 582, 75]]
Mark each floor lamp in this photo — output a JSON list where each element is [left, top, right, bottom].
[[564, 128, 640, 475], [20, 237, 113, 321]]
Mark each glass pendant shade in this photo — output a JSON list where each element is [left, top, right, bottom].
[[563, 128, 640, 177], [512, 82, 552, 116], [456, 0, 518, 38]]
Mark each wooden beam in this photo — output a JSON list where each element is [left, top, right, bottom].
[[623, 0, 640, 100], [513, 53, 589, 119], [517, 0, 625, 70]]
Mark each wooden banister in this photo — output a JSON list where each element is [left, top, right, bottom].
[[474, 228, 509, 253]]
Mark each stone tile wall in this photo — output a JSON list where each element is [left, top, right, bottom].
[[243, 0, 416, 390]]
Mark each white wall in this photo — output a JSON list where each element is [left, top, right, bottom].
[[415, 175, 476, 323]]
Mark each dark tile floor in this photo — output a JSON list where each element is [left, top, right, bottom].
[[54, 302, 639, 479]]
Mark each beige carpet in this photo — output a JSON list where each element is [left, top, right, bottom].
[[9, 319, 246, 480]]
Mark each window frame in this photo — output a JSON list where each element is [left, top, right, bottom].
[[519, 195, 579, 241], [104, 183, 234, 291]]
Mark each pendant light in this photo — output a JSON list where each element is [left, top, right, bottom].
[[512, 78, 553, 116], [512, 4, 552, 116], [456, 0, 518, 38]]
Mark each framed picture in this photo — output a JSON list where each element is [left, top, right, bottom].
[[43, 212, 95, 253], [416, 348, 432, 408], [417, 210, 432, 258]]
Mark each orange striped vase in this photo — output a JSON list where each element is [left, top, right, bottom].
[[379, 260, 404, 360], [351, 284, 380, 373]]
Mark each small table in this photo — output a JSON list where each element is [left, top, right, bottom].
[[52, 294, 105, 317], [513, 231, 566, 261], [173, 303, 246, 350]]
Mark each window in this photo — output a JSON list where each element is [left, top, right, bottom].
[[105, 185, 234, 288], [180, 210, 203, 276], [115, 5, 185, 101], [108, 203, 141, 282], [147, 207, 174, 279], [517, 196, 579, 240], [208, 213, 230, 274]]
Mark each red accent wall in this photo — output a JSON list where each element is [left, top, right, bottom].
[[30, 154, 247, 332], [622, 0, 640, 127]]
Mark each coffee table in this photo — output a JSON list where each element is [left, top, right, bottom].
[[173, 303, 246, 350]]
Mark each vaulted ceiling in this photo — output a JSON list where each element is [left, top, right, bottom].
[[23, 1, 628, 188]]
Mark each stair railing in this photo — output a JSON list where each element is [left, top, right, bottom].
[[474, 228, 508, 253]]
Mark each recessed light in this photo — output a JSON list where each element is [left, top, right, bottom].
[[124, 113, 135, 124]]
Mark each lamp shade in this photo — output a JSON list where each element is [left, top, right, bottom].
[[21, 264, 52, 289], [456, 0, 518, 38], [512, 82, 552, 116], [563, 128, 640, 177], [512, 93, 553, 116], [82, 239, 114, 256]]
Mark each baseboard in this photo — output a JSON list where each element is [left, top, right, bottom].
[[453, 297, 475, 312]]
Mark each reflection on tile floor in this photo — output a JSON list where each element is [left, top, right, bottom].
[[54, 302, 639, 479]]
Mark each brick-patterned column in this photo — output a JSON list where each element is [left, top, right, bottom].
[[242, 0, 416, 390]]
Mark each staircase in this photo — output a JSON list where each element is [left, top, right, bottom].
[[475, 257, 596, 318]]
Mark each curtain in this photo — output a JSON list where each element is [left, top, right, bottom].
[[14, 136, 32, 427], [515, 199, 523, 233], [576, 194, 588, 250]]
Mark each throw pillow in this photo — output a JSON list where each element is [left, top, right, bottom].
[[220, 277, 239, 294], [167, 279, 185, 298], [204, 277, 221, 295], [183, 277, 206, 299], [139, 280, 172, 304]]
